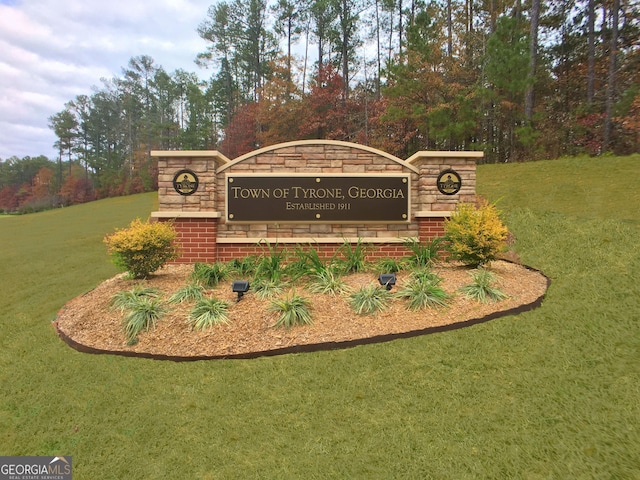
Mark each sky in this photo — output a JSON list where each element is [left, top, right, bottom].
[[0, 0, 214, 160]]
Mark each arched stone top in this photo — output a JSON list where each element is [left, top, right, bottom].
[[215, 139, 420, 174]]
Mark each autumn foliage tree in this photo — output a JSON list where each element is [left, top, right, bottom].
[[0, 0, 633, 214], [298, 64, 354, 140], [219, 102, 260, 158], [255, 60, 304, 146], [59, 166, 95, 205], [0, 185, 19, 212]]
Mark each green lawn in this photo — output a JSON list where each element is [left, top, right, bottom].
[[1, 156, 639, 479]]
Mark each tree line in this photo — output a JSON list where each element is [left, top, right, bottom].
[[1, 0, 638, 213]]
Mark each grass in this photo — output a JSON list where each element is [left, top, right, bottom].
[[111, 287, 166, 345], [1, 155, 640, 478], [477, 153, 640, 225], [252, 277, 286, 299]]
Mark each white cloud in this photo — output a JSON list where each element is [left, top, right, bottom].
[[0, 0, 212, 160]]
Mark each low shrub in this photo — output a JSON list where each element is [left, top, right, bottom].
[[444, 200, 508, 267], [104, 218, 179, 279], [16, 195, 64, 214]]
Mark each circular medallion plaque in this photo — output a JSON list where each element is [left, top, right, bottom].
[[437, 169, 462, 195], [173, 169, 199, 196]]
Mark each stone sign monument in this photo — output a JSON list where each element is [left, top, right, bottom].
[[151, 140, 482, 263]]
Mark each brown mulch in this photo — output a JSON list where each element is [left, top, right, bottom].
[[54, 260, 549, 360]]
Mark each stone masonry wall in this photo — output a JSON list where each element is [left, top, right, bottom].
[[151, 141, 480, 263]]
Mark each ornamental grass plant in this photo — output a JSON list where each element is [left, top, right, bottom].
[[192, 262, 228, 287], [110, 286, 165, 345], [168, 283, 206, 304], [349, 284, 392, 315], [306, 269, 350, 296], [255, 241, 287, 282], [374, 256, 405, 274], [122, 296, 167, 345], [228, 256, 258, 277], [252, 277, 286, 299], [395, 270, 449, 310], [270, 292, 313, 328], [109, 286, 161, 311], [338, 237, 370, 273], [404, 237, 444, 268], [286, 245, 333, 279], [459, 267, 508, 303], [188, 297, 230, 330]]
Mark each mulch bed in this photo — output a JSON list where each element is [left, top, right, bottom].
[[54, 260, 549, 361]]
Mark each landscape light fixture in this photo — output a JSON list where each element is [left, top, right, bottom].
[[378, 273, 396, 291], [232, 280, 250, 301]]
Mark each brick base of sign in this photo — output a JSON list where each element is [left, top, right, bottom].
[[215, 242, 415, 263], [162, 217, 447, 264], [418, 217, 446, 242], [169, 218, 218, 263]]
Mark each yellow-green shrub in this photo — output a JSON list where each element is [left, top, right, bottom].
[[444, 200, 508, 267], [104, 219, 179, 278]]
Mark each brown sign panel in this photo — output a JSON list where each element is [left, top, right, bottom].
[[227, 175, 410, 223]]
